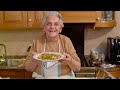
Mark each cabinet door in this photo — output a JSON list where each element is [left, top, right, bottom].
[[95, 11, 116, 28], [27, 11, 43, 29], [24, 71, 33, 79], [58, 11, 97, 23], [0, 11, 27, 29], [0, 69, 25, 78]]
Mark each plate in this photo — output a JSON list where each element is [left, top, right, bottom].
[[33, 52, 64, 62]]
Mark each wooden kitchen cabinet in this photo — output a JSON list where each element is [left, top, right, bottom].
[[24, 71, 33, 79], [58, 11, 97, 23], [0, 69, 25, 78], [0, 11, 27, 30], [27, 11, 43, 29], [0, 11, 116, 30], [0, 69, 32, 79], [94, 11, 116, 28], [0, 11, 43, 30], [0, 67, 33, 79]]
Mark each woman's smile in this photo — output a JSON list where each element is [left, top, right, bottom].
[[48, 29, 57, 32]]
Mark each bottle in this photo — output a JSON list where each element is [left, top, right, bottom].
[[101, 53, 105, 62]]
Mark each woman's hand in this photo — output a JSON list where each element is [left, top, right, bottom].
[[32, 52, 42, 63], [27, 52, 41, 72], [59, 53, 72, 65]]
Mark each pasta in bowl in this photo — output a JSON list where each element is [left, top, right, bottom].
[[33, 52, 64, 62]]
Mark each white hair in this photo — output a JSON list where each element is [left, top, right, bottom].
[[42, 11, 64, 28]]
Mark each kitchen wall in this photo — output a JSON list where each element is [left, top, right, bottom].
[[0, 29, 44, 56], [84, 11, 120, 55], [0, 11, 120, 56]]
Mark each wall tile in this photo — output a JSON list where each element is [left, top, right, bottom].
[[0, 29, 43, 56]]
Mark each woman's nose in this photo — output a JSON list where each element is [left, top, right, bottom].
[[51, 24, 55, 28]]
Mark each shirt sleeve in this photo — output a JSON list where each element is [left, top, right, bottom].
[[64, 37, 80, 62]]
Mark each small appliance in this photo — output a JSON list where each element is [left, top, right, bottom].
[[107, 37, 120, 64]]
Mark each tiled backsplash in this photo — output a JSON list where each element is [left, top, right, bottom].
[[0, 29, 43, 56], [0, 11, 120, 56]]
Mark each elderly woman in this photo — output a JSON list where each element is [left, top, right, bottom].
[[25, 11, 81, 79]]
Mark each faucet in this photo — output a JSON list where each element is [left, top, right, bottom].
[[0, 44, 7, 65], [27, 45, 31, 52]]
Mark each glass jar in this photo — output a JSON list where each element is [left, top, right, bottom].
[[102, 11, 115, 21]]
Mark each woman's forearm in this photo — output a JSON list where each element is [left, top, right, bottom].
[[68, 58, 81, 72], [25, 56, 34, 71]]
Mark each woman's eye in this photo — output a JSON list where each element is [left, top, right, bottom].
[[55, 23, 59, 26], [47, 23, 52, 26], [46, 22, 59, 27]]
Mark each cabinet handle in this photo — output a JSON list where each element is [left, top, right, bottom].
[[28, 19, 32, 22], [96, 18, 100, 21]]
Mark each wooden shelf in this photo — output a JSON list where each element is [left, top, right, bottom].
[[94, 20, 116, 28]]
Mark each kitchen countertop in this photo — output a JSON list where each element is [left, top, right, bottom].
[[0, 65, 119, 72], [0, 65, 120, 79], [0, 66, 25, 69]]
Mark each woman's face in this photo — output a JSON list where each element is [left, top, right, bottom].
[[43, 16, 62, 39]]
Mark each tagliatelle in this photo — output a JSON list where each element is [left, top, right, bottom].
[[38, 53, 61, 60]]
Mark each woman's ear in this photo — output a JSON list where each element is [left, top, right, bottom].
[[59, 28, 62, 33]]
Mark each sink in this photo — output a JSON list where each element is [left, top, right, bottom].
[[7, 58, 26, 67], [75, 67, 97, 78]]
